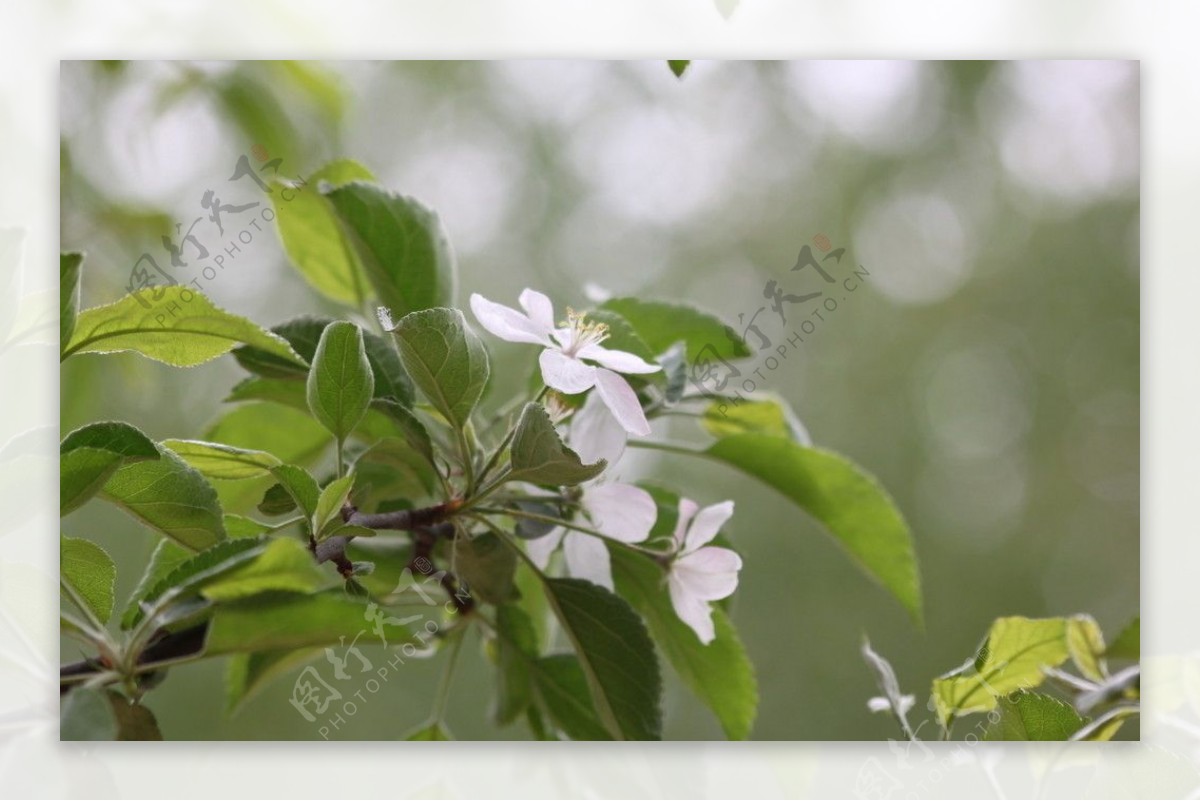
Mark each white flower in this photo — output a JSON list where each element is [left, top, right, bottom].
[[526, 393, 656, 591], [668, 498, 742, 645], [469, 289, 660, 435]]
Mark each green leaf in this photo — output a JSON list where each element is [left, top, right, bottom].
[[120, 539, 192, 628], [60, 690, 161, 740], [63, 287, 306, 368], [530, 654, 612, 741], [406, 722, 452, 740], [932, 616, 1073, 724], [454, 533, 517, 604], [313, 474, 355, 540], [703, 434, 921, 623], [122, 538, 263, 629], [1106, 616, 1139, 661], [582, 309, 658, 364], [701, 394, 810, 443], [611, 547, 757, 740], [600, 297, 750, 362], [542, 577, 662, 741], [324, 182, 456, 318], [226, 648, 323, 715], [493, 605, 538, 725], [370, 399, 435, 467], [984, 690, 1087, 741], [100, 444, 226, 551], [1074, 706, 1139, 741], [352, 438, 438, 508], [60, 252, 83, 349], [204, 592, 413, 655], [272, 160, 376, 306], [386, 307, 489, 429], [162, 439, 281, 480], [1067, 614, 1108, 682], [61, 537, 117, 625], [668, 60, 690, 77], [223, 514, 272, 538], [105, 694, 164, 740], [508, 403, 606, 486], [232, 316, 329, 379], [60, 421, 160, 515], [307, 321, 375, 441], [267, 464, 322, 518], [200, 538, 328, 602]]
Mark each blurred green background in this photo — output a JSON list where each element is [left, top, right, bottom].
[[59, 60, 1139, 740]]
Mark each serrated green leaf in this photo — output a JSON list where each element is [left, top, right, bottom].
[[984, 690, 1087, 741], [324, 182, 456, 318], [307, 321, 374, 441], [542, 577, 662, 741], [100, 444, 226, 550], [702, 434, 921, 624], [508, 403, 606, 486], [61, 537, 117, 625], [701, 394, 810, 443], [63, 287, 306, 368], [530, 654, 612, 741], [386, 307, 488, 429], [600, 297, 750, 362], [313, 474, 355, 540], [453, 533, 516, 604], [200, 538, 327, 602], [162, 439, 281, 480], [611, 547, 757, 740], [1107, 616, 1139, 661], [60, 252, 83, 349], [1067, 614, 1108, 682], [272, 160, 375, 306], [933, 616, 1073, 724], [60, 421, 160, 515]]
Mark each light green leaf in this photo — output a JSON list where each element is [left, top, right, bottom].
[[932, 616, 1073, 724], [61, 537, 117, 625], [1107, 616, 1139, 661], [63, 287, 306, 368], [1067, 614, 1108, 682], [204, 592, 413, 655], [703, 434, 921, 624], [386, 307, 488, 429], [454, 533, 516, 604], [984, 690, 1087, 741], [306, 321, 375, 441], [530, 654, 612, 741], [60, 252, 83, 349], [272, 160, 375, 306], [223, 514, 272, 538], [122, 538, 264, 629], [324, 182, 456, 318], [162, 439, 281, 480], [267, 464, 322, 519], [225, 376, 309, 408], [542, 577, 662, 741], [508, 403, 606, 486], [701, 394, 810, 443], [120, 539, 191, 629], [1073, 705, 1139, 741], [611, 547, 757, 740], [313, 474, 355, 540], [600, 297, 750, 362], [200, 538, 328, 602], [100, 444, 226, 551], [60, 421, 160, 515]]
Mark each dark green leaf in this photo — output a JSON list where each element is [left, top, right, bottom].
[[530, 654, 612, 741], [542, 577, 662, 740], [984, 690, 1087, 741], [60, 252, 83, 349], [258, 482, 299, 516], [600, 297, 750, 362], [1106, 616, 1139, 661], [369, 399, 434, 466], [63, 287, 306, 368], [61, 537, 117, 625], [324, 182, 456, 317], [704, 434, 921, 624], [386, 307, 488, 429], [611, 547, 757, 740], [493, 605, 538, 725], [454, 533, 517, 604], [232, 316, 329, 378], [508, 403, 606, 486], [106, 693, 164, 740], [268, 464, 322, 518], [307, 321, 374, 441]]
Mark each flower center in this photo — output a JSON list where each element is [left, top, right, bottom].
[[560, 308, 609, 356]]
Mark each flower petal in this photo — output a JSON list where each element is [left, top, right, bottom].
[[683, 500, 735, 553], [518, 289, 557, 333], [563, 532, 614, 591], [674, 546, 742, 600], [672, 497, 700, 549], [577, 344, 661, 375], [525, 527, 565, 569], [570, 391, 628, 465], [582, 483, 656, 543], [539, 349, 598, 394], [470, 293, 553, 346], [668, 572, 716, 645], [593, 368, 650, 436]]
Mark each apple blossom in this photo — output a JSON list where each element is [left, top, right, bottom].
[[667, 498, 742, 645]]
